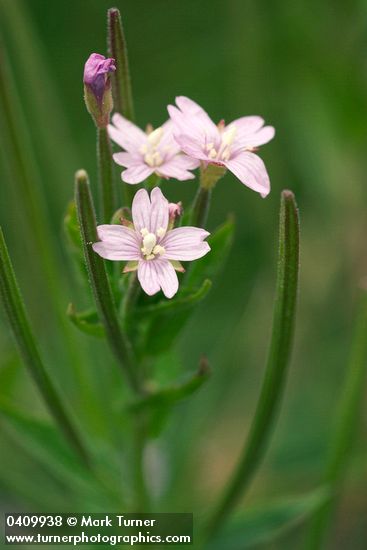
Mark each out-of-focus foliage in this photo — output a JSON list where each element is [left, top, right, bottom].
[[1, 1, 367, 548]]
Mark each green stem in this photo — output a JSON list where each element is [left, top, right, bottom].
[[75, 170, 140, 394], [121, 273, 141, 327], [0, 228, 91, 468], [304, 288, 367, 549], [189, 187, 212, 228], [206, 190, 300, 536], [97, 126, 118, 223], [107, 7, 135, 121]]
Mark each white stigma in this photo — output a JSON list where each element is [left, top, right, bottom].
[[140, 228, 165, 260], [147, 127, 164, 146], [142, 127, 165, 167], [221, 125, 237, 147]]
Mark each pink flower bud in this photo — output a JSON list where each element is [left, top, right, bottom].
[[168, 202, 183, 222], [83, 53, 116, 127]]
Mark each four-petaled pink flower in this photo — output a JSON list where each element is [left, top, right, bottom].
[[92, 187, 210, 298], [168, 96, 275, 197], [108, 115, 200, 184]]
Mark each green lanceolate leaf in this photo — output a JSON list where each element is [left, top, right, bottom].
[[75, 170, 140, 393], [140, 280, 212, 357], [185, 216, 235, 290], [129, 357, 211, 412], [206, 190, 300, 536], [67, 304, 105, 338], [128, 357, 211, 437], [135, 279, 212, 319], [0, 398, 86, 484], [139, 219, 234, 358], [0, 228, 91, 468], [64, 200, 83, 251], [207, 488, 329, 550]]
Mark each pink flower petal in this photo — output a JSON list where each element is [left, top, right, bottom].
[[227, 117, 275, 150], [92, 225, 140, 260], [154, 259, 179, 298], [168, 98, 219, 147], [137, 259, 179, 298], [137, 260, 161, 296], [158, 155, 199, 180], [132, 188, 152, 233], [161, 227, 210, 261], [121, 164, 154, 184], [228, 116, 265, 135], [108, 113, 146, 152], [224, 152, 270, 197], [150, 187, 169, 235], [113, 152, 137, 167]]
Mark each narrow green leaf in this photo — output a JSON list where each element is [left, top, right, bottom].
[[0, 402, 120, 509], [97, 126, 118, 223], [0, 228, 91, 468], [63, 200, 83, 251], [129, 357, 211, 438], [135, 279, 212, 318], [107, 7, 135, 121], [305, 288, 367, 549], [206, 190, 300, 536], [75, 170, 140, 393], [129, 357, 211, 413], [207, 488, 329, 550], [185, 216, 235, 289], [0, 398, 87, 486], [67, 304, 105, 338], [141, 280, 212, 357]]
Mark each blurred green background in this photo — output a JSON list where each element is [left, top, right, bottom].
[[1, 0, 367, 548]]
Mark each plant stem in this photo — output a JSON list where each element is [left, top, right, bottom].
[[121, 273, 141, 326], [0, 228, 91, 468], [97, 126, 118, 223], [75, 170, 140, 394], [205, 190, 300, 536], [304, 288, 367, 549], [107, 7, 135, 121], [189, 187, 212, 228]]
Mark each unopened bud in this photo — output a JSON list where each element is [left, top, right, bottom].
[[83, 53, 116, 128], [168, 202, 183, 226]]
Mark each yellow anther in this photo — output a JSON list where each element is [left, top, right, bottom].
[[208, 148, 217, 159], [157, 227, 166, 238]]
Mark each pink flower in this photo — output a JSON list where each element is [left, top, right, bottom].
[[167, 96, 275, 197], [108, 115, 200, 184], [92, 187, 210, 298]]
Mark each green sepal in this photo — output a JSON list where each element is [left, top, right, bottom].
[[67, 303, 105, 338]]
